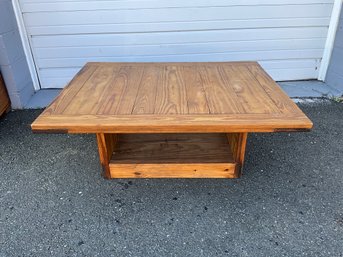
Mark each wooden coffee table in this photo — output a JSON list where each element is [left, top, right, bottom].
[[31, 62, 312, 179]]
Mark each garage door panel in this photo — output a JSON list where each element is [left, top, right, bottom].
[[259, 59, 319, 70], [20, 0, 334, 12], [18, 0, 334, 88], [39, 77, 71, 89], [27, 18, 330, 36], [35, 39, 326, 59], [38, 59, 320, 88], [23, 5, 333, 27], [39, 68, 81, 78], [30, 27, 328, 48], [38, 59, 319, 78], [36, 49, 323, 68], [267, 68, 319, 81]]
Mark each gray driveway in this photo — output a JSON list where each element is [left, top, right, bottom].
[[0, 102, 342, 257]]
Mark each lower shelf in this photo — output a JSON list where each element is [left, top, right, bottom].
[[109, 133, 238, 178]]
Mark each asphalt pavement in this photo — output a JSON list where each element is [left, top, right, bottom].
[[0, 101, 342, 257]]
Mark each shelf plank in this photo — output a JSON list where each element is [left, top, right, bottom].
[[109, 163, 237, 178], [111, 133, 234, 164], [109, 133, 238, 178]]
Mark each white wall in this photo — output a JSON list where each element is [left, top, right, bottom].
[[325, 5, 343, 93], [0, 0, 34, 108], [18, 0, 334, 88]]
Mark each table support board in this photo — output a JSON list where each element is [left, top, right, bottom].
[[96, 133, 247, 179]]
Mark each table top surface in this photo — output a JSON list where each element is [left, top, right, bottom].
[[32, 62, 312, 133]]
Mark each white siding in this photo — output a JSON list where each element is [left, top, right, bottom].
[[18, 0, 334, 88]]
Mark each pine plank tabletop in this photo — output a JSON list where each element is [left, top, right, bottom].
[[31, 62, 312, 133]]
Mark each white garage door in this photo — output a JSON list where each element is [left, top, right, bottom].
[[18, 0, 334, 89]]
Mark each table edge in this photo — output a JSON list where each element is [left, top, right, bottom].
[[31, 114, 313, 134]]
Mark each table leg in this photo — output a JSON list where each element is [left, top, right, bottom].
[[96, 133, 118, 179], [226, 133, 248, 177]]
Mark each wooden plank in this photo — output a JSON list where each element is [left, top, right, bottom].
[[96, 133, 117, 178], [109, 163, 237, 178], [247, 63, 303, 115], [115, 66, 144, 114], [199, 65, 244, 114], [154, 65, 188, 114], [94, 66, 144, 114], [95, 66, 129, 115], [132, 66, 160, 114], [181, 66, 210, 114], [118, 133, 228, 144], [0, 74, 10, 116], [63, 65, 119, 114], [33, 62, 313, 133], [112, 134, 234, 164], [87, 62, 256, 67], [112, 146, 233, 163], [43, 63, 98, 115], [220, 65, 280, 114], [31, 113, 312, 133], [226, 133, 248, 176], [31, 62, 314, 180], [109, 133, 237, 178]]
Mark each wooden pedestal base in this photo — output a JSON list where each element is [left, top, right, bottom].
[[96, 133, 247, 179]]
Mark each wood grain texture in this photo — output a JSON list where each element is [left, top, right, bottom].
[[32, 62, 313, 133], [96, 133, 117, 178], [32, 62, 314, 179], [42, 63, 98, 115], [199, 65, 243, 114], [247, 63, 302, 115], [132, 66, 161, 114], [112, 133, 234, 164], [109, 133, 238, 178], [181, 66, 209, 114], [0, 74, 10, 116], [220, 65, 280, 114], [226, 133, 248, 176], [63, 65, 118, 115], [32, 114, 312, 133], [154, 65, 188, 114], [109, 163, 238, 178]]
